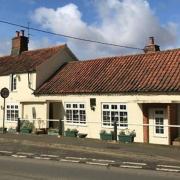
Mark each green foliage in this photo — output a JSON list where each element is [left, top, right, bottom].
[[21, 120, 34, 130]]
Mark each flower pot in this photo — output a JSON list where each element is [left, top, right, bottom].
[[48, 129, 59, 136], [118, 135, 134, 143], [78, 133, 87, 138], [65, 131, 78, 137], [0, 128, 7, 133], [100, 133, 113, 140], [20, 128, 32, 134]]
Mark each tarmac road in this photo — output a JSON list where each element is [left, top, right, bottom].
[[0, 156, 179, 180]]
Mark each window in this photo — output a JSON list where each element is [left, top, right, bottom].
[[65, 103, 86, 124], [154, 110, 164, 135], [11, 74, 17, 91], [102, 103, 128, 127], [6, 104, 19, 121]]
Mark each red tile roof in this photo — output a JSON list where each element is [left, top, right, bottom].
[[35, 48, 180, 94], [0, 45, 66, 76]]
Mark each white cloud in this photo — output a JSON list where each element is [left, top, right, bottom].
[[0, 39, 11, 56], [29, 37, 52, 50], [31, 0, 179, 59]]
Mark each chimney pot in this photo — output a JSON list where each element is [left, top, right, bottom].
[[21, 30, 25, 36], [149, 37, 154, 45], [16, 31, 20, 37]]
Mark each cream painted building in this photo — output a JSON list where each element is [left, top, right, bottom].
[[0, 33, 180, 145]]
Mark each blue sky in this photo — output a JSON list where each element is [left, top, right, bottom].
[[0, 0, 179, 59]]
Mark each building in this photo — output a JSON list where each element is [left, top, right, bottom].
[[0, 30, 77, 130], [0, 32, 180, 145]]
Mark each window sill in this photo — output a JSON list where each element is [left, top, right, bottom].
[[65, 123, 87, 127], [6, 120, 18, 123], [102, 125, 128, 129], [153, 135, 168, 138]]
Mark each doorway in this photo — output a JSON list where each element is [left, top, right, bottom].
[[149, 108, 169, 145]]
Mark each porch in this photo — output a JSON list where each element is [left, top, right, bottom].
[[142, 103, 180, 145]]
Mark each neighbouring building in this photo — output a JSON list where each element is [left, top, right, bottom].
[[0, 32, 180, 145]]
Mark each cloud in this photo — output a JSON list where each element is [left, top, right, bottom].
[[0, 39, 11, 56], [31, 0, 178, 59]]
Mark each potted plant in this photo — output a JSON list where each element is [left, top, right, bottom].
[[118, 129, 136, 143], [20, 120, 34, 134], [7, 127, 16, 134], [0, 127, 7, 133], [100, 130, 113, 140], [65, 128, 78, 137]]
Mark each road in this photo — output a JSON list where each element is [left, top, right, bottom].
[[0, 156, 179, 180]]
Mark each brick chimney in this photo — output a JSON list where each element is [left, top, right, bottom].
[[144, 37, 160, 53], [11, 30, 29, 56]]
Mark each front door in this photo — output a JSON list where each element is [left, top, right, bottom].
[[149, 108, 169, 145]]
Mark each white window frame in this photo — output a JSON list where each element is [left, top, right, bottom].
[[6, 103, 19, 122], [65, 103, 86, 125], [10, 74, 17, 91], [102, 103, 128, 128], [153, 109, 166, 137]]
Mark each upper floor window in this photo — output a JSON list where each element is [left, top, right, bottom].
[[102, 103, 128, 128], [11, 74, 17, 91], [65, 103, 86, 124]]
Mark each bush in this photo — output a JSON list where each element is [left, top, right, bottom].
[[21, 120, 34, 130]]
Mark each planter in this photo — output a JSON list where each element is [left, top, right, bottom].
[[20, 128, 32, 134], [7, 128, 16, 134], [100, 133, 113, 140], [0, 128, 7, 133], [35, 128, 47, 135], [48, 129, 59, 136], [65, 131, 78, 137], [78, 133, 87, 138], [118, 135, 134, 143]]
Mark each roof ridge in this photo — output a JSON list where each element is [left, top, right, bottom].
[[78, 47, 180, 62], [22, 44, 67, 54]]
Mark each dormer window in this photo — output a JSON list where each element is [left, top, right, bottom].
[[10, 74, 17, 91]]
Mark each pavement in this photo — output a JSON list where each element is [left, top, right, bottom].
[[0, 133, 180, 173]]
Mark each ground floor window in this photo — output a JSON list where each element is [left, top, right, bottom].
[[6, 104, 19, 121], [102, 103, 128, 127], [65, 103, 86, 124]]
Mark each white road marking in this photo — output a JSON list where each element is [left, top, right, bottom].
[[12, 154, 27, 158], [157, 165, 180, 169], [60, 159, 80, 163], [92, 159, 115, 163], [156, 168, 180, 173], [120, 165, 142, 169], [86, 162, 108, 166], [16, 152, 34, 156], [34, 157, 50, 160], [123, 162, 147, 166], [0, 150, 12, 154], [65, 156, 87, 160], [41, 154, 59, 158]]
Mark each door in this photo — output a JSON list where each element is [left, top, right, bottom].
[[149, 108, 169, 145]]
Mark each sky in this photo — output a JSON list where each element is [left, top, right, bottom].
[[0, 0, 179, 59]]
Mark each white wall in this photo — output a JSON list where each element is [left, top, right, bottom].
[[0, 73, 36, 128]]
